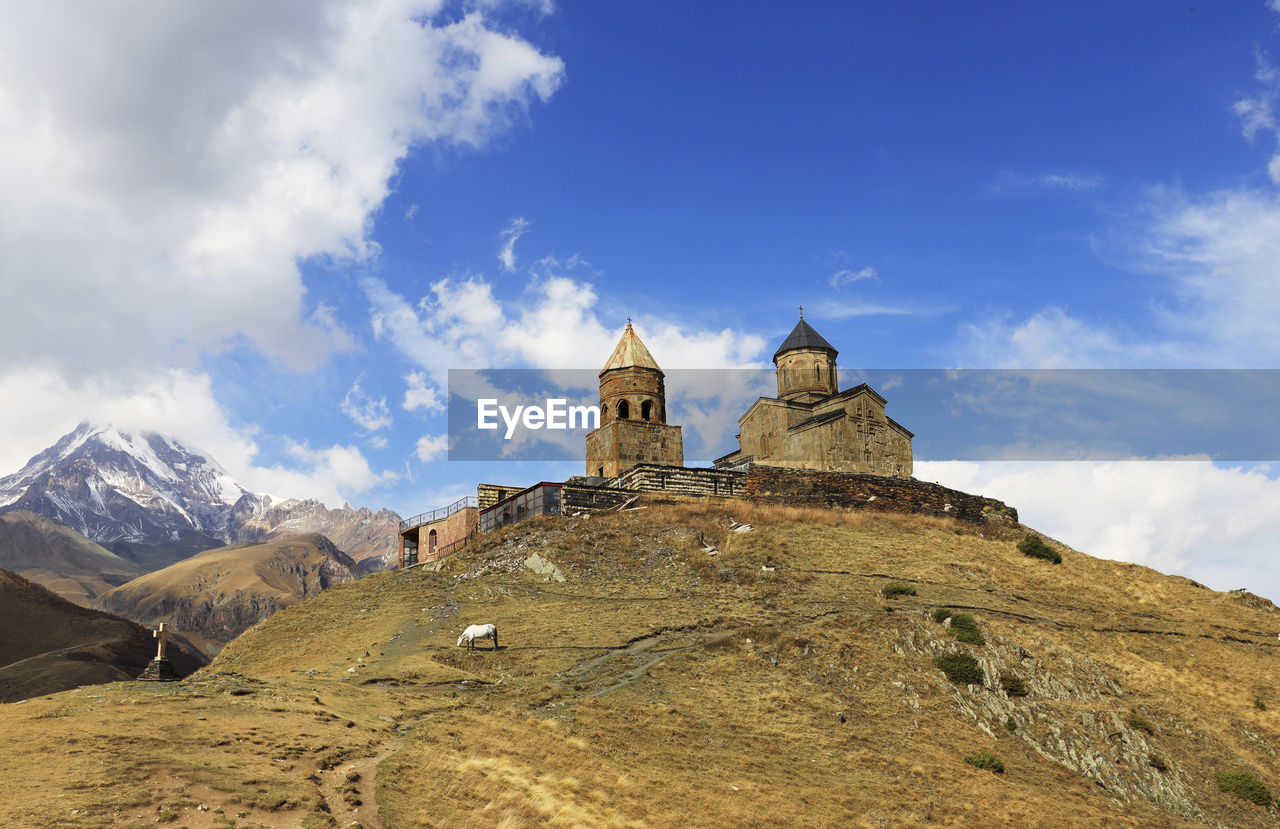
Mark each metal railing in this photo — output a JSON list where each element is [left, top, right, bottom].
[[399, 495, 478, 532]]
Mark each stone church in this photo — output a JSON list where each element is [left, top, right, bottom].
[[585, 317, 913, 479], [714, 317, 913, 476]]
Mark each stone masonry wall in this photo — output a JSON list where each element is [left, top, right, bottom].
[[585, 420, 683, 478], [478, 483, 524, 510], [563, 485, 634, 513], [744, 466, 1017, 526], [615, 464, 746, 498]]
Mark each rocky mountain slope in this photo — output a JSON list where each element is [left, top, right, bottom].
[[0, 422, 401, 572], [94, 533, 365, 652], [0, 568, 206, 703], [234, 498, 401, 570], [0, 509, 143, 605], [0, 500, 1276, 827]]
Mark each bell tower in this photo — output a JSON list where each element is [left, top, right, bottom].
[[585, 322, 684, 477]]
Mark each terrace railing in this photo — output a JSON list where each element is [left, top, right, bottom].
[[399, 495, 478, 532]]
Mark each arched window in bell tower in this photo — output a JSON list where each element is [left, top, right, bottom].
[[618, 399, 630, 419], [600, 402, 608, 422], [641, 400, 653, 421]]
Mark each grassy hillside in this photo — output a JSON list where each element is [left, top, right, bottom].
[[95, 533, 364, 653], [0, 500, 1277, 828], [0, 509, 143, 604], [0, 568, 206, 703]]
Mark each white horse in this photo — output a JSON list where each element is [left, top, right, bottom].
[[457, 623, 499, 652]]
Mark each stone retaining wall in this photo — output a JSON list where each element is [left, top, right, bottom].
[[563, 485, 634, 513], [743, 465, 1017, 526], [614, 464, 746, 498]]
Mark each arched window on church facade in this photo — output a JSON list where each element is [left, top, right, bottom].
[[641, 400, 653, 421], [618, 399, 630, 419], [428, 528, 437, 554]]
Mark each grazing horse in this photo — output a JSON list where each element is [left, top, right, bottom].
[[457, 623, 499, 652]]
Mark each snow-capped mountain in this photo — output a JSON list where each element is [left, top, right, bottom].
[[0, 423, 265, 565], [0, 423, 399, 570]]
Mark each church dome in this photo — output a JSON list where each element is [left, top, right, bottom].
[[773, 319, 837, 362]]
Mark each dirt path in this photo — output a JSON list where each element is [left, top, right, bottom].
[[318, 738, 405, 829]]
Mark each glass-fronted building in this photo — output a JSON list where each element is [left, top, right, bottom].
[[478, 482, 563, 533]]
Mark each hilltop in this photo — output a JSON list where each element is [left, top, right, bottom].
[[94, 533, 365, 654], [0, 501, 1277, 827]]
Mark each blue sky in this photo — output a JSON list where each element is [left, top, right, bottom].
[[2, 1, 1280, 598]]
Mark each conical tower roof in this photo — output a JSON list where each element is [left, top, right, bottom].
[[773, 318, 837, 361], [601, 322, 662, 374]]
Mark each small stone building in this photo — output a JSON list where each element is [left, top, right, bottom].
[[585, 323, 684, 478], [714, 317, 913, 476]]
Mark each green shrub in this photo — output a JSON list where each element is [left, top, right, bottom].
[[935, 652, 984, 685], [1126, 711, 1155, 735], [1017, 534, 1061, 564], [933, 608, 954, 624], [1216, 770, 1272, 807], [1004, 716, 1018, 733], [964, 752, 1004, 773], [999, 674, 1029, 697], [947, 613, 986, 645], [1254, 699, 1267, 711], [1147, 753, 1168, 772], [882, 583, 917, 598]]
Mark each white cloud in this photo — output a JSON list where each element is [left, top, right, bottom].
[[989, 171, 1105, 193], [415, 434, 449, 462], [366, 263, 766, 390], [403, 371, 446, 413], [955, 184, 1280, 370], [0, 3, 563, 377], [918, 460, 1280, 603], [828, 266, 877, 290], [1234, 46, 1280, 184], [272, 441, 399, 505], [815, 301, 933, 320], [498, 217, 531, 271], [0, 1, 563, 506], [0, 366, 390, 508], [342, 376, 392, 431], [956, 307, 1135, 368]]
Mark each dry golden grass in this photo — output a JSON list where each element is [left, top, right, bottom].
[[1, 498, 1278, 827]]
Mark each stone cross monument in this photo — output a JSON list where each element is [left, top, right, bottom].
[[153, 622, 170, 660], [137, 621, 179, 682]]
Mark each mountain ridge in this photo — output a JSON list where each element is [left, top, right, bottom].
[[0, 422, 400, 572], [94, 532, 366, 652]]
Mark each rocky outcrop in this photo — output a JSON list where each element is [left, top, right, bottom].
[[234, 499, 400, 570]]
